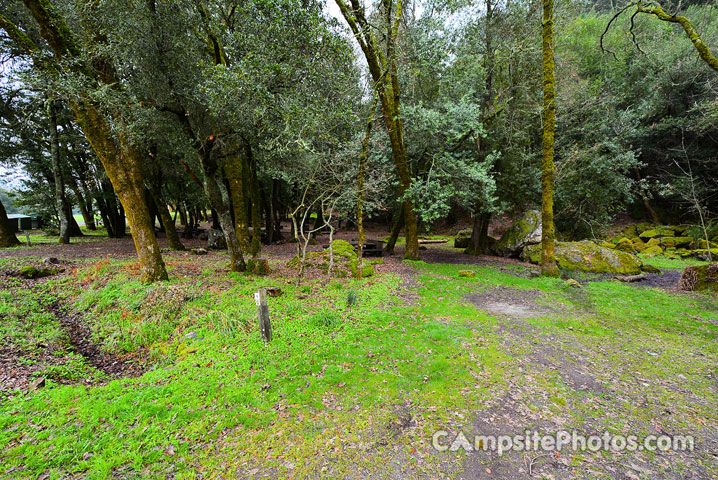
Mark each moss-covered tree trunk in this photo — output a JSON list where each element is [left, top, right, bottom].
[[200, 150, 246, 272], [384, 206, 404, 254], [245, 145, 262, 257], [335, 0, 419, 261], [48, 99, 71, 244], [224, 156, 252, 253], [71, 105, 168, 281], [540, 0, 560, 277], [0, 199, 20, 248]]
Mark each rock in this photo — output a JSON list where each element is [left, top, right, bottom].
[[453, 229, 472, 249], [639, 227, 675, 240], [621, 225, 638, 237], [191, 247, 208, 255], [641, 264, 661, 274], [18, 266, 58, 279], [288, 239, 373, 278], [42, 257, 60, 264], [521, 240, 643, 274], [29, 376, 46, 390], [632, 238, 646, 252], [458, 270, 475, 278], [247, 258, 271, 275], [565, 279, 581, 288], [691, 248, 718, 261], [643, 245, 663, 256], [634, 222, 654, 234], [185, 331, 198, 339], [645, 238, 661, 248], [661, 236, 692, 249], [614, 237, 636, 253], [692, 238, 718, 250], [495, 210, 542, 257], [680, 264, 718, 292], [599, 241, 616, 249], [265, 286, 283, 297], [207, 228, 227, 250]]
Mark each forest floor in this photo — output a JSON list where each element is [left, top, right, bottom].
[[0, 226, 716, 479]]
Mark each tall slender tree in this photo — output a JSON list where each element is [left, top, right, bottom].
[[334, 0, 420, 260], [540, 0, 559, 277]]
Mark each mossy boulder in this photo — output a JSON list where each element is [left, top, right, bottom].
[[18, 266, 59, 279], [646, 238, 661, 248], [453, 229, 472, 249], [496, 210, 542, 257], [691, 239, 718, 250], [521, 240, 642, 274], [458, 270, 475, 278], [614, 237, 636, 253], [641, 264, 661, 274], [599, 241, 616, 249], [643, 245, 664, 256], [632, 238, 646, 252], [288, 239, 374, 278], [691, 248, 718, 261], [661, 236, 692, 249], [639, 227, 675, 239], [621, 225, 638, 237], [634, 223, 654, 234], [680, 264, 718, 292]]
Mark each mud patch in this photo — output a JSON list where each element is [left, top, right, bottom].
[[464, 286, 556, 320]]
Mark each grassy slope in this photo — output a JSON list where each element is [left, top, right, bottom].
[[0, 256, 716, 478]]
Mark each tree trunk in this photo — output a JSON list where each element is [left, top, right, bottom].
[[246, 145, 262, 257], [48, 100, 71, 244], [384, 206, 404, 254], [224, 157, 252, 253], [540, 0, 560, 277], [466, 0, 495, 257], [466, 212, 491, 255], [150, 186, 185, 251], [357, 92, 378, 277], [5, 0, 167, 281], [74, 104, 167, 281], [272, 179, 283, 240], [0, 199, 21, 248], [69, 179, 96, 230], [67, 205, 84, 237], [262, 183, 274, 244], [200, 151, 246, 271]]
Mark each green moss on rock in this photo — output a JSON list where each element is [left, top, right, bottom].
[[18, 266, 58, 279], [614, 237, 636, 253], [495, 210, 542, 257], [643, 245, 664, 256], [521, 240, 642, 274]]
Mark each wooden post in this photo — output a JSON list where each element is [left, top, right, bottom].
[[25, 232, 31, 247], [254, 288, 272, 342]]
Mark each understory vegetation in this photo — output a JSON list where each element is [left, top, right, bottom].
[[1, 251, 716, 478]]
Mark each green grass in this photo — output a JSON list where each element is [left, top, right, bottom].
[[1, 255, 716, 478], [638, 253, 709, 270]]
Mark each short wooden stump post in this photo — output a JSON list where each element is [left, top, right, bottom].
[[255, 288, 272, 342]]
